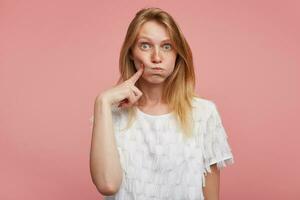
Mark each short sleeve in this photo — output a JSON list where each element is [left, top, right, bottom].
[[202, 101, 234, 175]]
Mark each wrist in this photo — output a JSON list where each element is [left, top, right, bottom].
[[95, 95, 111, 110]]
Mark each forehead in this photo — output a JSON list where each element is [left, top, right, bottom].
[[136, 21, 171, 42]]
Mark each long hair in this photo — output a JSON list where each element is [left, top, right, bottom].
[[117, 7, 200, 138]]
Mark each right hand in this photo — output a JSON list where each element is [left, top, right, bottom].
[[97, 63, 145, 109]]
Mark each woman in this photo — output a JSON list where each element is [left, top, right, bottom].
[[90, 7, 234, 200]]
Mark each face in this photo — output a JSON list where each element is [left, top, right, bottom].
[[130, 20, 177, 84]]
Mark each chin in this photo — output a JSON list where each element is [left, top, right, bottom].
[[143, 76, 166, 84]]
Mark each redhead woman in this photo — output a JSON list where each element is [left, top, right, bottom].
[[90, 7, 234, 200]]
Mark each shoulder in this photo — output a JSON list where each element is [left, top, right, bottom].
[[192, 96, 216, 109], [191, 96, 217, 121]]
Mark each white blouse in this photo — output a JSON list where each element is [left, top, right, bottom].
[[90, 97, 234, 200]]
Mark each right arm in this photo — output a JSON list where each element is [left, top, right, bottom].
[[89, 96, 123, 195], [89, 63, 144, 195]]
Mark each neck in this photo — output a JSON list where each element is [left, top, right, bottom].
[[137, 80, 166, 106]]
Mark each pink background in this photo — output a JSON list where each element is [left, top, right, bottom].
[[1, 0, 299, 199]]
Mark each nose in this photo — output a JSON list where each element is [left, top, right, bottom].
[[151, 47, 162, 64]]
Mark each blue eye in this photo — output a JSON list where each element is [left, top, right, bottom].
[[140, 42, 151, 50], [139, 42, 173, 51], [163, 43, 172, 50]]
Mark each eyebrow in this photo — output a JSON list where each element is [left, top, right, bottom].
[[137, 36, 171, 43]]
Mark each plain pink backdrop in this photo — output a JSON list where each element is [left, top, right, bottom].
[[1, 0, 299, 199]]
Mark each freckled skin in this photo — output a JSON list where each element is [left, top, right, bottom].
[[130, 20, 177, 85]]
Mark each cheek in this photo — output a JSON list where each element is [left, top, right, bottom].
[[132, 49, 147, 65], [132, 58, 144, 71], [166, 55, 177, 69]]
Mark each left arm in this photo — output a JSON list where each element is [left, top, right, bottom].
[[203, 164, 220, 200]]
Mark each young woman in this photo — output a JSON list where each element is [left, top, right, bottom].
[[90, 7, 234, 200]]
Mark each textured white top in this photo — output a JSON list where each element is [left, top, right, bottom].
[[90, 97, 234, 200]]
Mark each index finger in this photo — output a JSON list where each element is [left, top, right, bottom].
[[128, 63, 144, 84]]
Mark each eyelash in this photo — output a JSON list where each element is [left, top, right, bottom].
[[140, 42, 172, 50]]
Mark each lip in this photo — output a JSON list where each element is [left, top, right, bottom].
[[152, 67, 163, 70]]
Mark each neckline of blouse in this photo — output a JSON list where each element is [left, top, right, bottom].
[[135, 106, 174, 119]]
